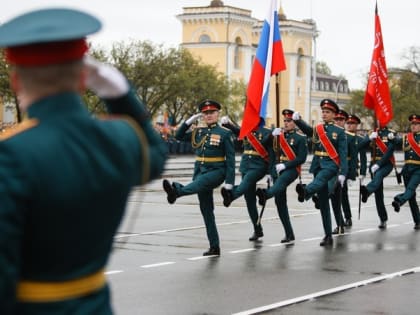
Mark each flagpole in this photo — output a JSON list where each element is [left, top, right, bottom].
[[275, 73, 281, 127]]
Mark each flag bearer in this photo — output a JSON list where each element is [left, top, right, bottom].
[[220, 116, 273, 241], [256, 109, 307, 243]]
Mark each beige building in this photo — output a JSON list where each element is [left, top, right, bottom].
[[177, 0, 350, 127]]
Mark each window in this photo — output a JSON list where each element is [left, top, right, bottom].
[[296, 48, 304, 77], [199, 34, 211, 43], [234, 37, 243, 69]]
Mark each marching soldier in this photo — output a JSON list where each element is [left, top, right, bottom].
[[392, 114, 420, 229], [220, 116, 273, 241], [293, 99, 348, 246], [256, 109, 308, 243], [162, 100, 236, 256], [359, 125, 396, 229], [0, 8, 167, 314]]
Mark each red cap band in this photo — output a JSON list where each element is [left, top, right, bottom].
[[5, 39, 88, 66], [201, 104, 219, 112]]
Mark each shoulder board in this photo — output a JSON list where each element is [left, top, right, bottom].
[[388, 128, 396, 133], [296, 131, 306, 137], [0, 119, 39, 141], [345, 131, 356, 136], [335, 124, 345, 130], [219, 125, 231, 131]]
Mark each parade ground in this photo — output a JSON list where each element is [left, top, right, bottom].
[[107, 153, 420, 315]]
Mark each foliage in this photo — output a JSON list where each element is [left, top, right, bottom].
[[316, 61, 331, 75]]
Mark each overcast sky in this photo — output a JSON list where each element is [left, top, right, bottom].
[[1, 0, 419, 90]]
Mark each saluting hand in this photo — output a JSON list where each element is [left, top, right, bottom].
[[84, 56, 129, 98], [186, 113, 202, 125]]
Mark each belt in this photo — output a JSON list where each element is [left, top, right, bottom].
[[405, 159, 420, 165], [347, 157, 351, 160], [243, 150, 260, 156], [371, 156, 383, 161], [314, 150, 329, 157], [17, 269, 105, 303], [196, 156, 225, 163], [279, 155, 289, 161]]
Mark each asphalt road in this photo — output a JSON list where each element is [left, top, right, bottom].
[[106, 153, 420, 315]]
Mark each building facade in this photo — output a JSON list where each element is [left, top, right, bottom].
[[177, 0, 350, 127]]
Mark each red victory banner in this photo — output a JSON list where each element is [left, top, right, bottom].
[[364, 3, 393, 127]]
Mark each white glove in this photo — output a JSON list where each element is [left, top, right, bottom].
[[388, 132, 394, 140], [371, 164, 380, 174], [223, 183, 233, 190], [360, 175, 365, 185], [369, 131, 378, 140], [186, 113, 202, 125], [338, 175, 346, 187], [292, 112, 301, 121], [265, 174, 273, 186], [272, 128, 282, 136], [84, 56, 129, 98], [220, 116, 230, 125], [276, 163, 286, 173]]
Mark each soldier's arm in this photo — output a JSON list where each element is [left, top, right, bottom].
[[105, 91, 167, 181], [175, 122, 193, 142], [358, 137, 368, 176], [0, 145, 24, 312], [223, 131, 236, 185], [221, 122, 240, 137], [338, 130, 348, 176], [294, 119, 314, 137]]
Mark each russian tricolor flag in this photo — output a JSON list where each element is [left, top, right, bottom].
[[239, 0, 286, 139]]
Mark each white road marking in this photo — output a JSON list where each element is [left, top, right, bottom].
[[187, 255, 219, 260], [230, 248, 256, 254], [140, 262, 175, 268], [105, 270, 123, 275], [232, 266, 420, 315]]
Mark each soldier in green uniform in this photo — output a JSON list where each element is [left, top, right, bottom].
[[392, 114, 420, 230], [162, 100, 236, 256], [345, 114, 368, 225], [359, 125, 396, 229], [219, 116, 273, 241], [0, 8, 167, 314], [293, 99, 348, 246], [256, 109, 307, 243]]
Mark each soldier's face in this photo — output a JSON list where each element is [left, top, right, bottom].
[[322, 109, 335, 122], [334, 117, 346, 127], [346, 121, 358, 132], [411, 122, 420, 133], [283, 118, 295, 131], [202, 110, 219, 125]]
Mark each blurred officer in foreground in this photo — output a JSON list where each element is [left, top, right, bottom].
[[293, 99, 348, 246], [256, 109, 307, 243], [359, 124, 396, 229], [0, 8, 167, 315], [162, 100, 235, 256], [220, 116, 273, 241], [392, 114, 420, 229]]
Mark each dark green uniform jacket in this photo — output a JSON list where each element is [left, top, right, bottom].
[[176, 122, 235, 185], [0, 91, 167, 314], [295, 120, 348, 176]]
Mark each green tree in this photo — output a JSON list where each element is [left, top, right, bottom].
[[316, 61, 331, 75]]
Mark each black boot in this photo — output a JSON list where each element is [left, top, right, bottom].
[[320, 235, 333, 246], [332, 226, 345, 235], [360, 185, 369, 203], [345, 218, 352, 227], [249, 230, 264, 241], [392, 200, 401, 213], [312, 195, 320, 209], [221, 187, 233, 207], [281, 235, 295, 243], [378, 221, 387, 229], [296, 183, 306, 202], [203, 246, 220, 256], [256, 188, 267, 206], [163, 179, 177, 204]]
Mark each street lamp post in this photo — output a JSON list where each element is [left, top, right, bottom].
[[335, 77, 344, 103]]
